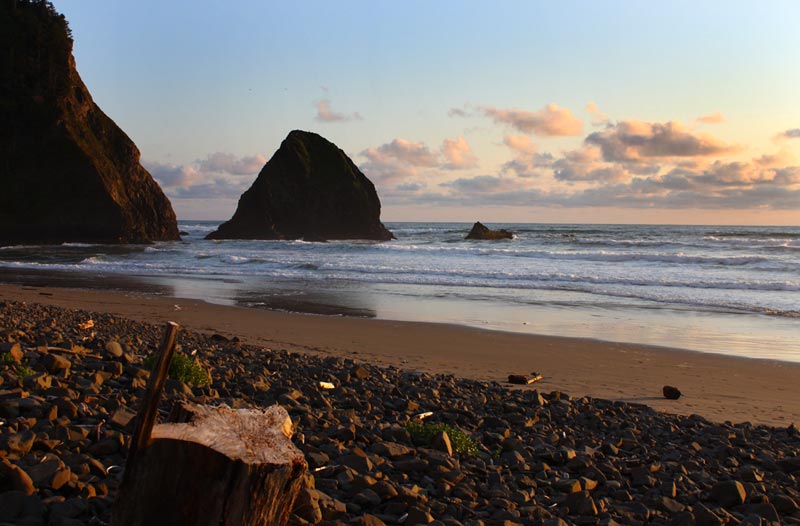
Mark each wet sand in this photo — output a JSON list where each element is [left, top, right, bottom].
[[1, 283, 798, 427]]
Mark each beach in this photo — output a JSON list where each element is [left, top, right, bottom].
[[3, 286, 800, 525], [2, 282, 797, 428]]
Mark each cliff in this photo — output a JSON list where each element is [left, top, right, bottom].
[[207, 130, 394, 241], [0, 0, 180, 244]]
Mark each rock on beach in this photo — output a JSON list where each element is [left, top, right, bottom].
[[1, 299, 799, 526]]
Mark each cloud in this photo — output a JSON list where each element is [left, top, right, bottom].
[[363, 139, 439, 168], [503, 135, 537, 155], [196, 152, 266, 175], [696, 112, 725, 124], [314, 99, 363, 122], [448, 107, 469, 118], [441, 136, 478, 170], [754, 148, 794, 168], [586, 102, 609, 126], [404, 159, 800, 210], [586, 120, 739, 162], [359, 139, 439, 184], [780, 128, 800, 139], [146, 162, 201, 188], [168, 179, 249, 199], [440, 175, 522, 194], [499, 135, 544, 177], [548, 147, 631, 183], [360, 136, 479, 184], [145, 152, 265, 199], [480, 103, 583, 136]]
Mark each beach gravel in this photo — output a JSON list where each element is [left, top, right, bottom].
[[0, 299, 798, 525]]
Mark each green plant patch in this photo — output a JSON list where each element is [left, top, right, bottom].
[[15, 364, 35, 378], [405, 421, 478, 456], [0, 352, 15, 366], [143, 353, 211, 387]]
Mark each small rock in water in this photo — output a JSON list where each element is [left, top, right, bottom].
[[662, 385, 682, 400]]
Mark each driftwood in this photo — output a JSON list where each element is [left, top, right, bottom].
[[32, 346, 102, 358], [508, 373, 543, 385], [112, 322, 307, 526]]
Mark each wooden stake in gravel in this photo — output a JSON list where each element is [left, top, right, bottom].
[[125, 321, 180, 470], [113, 322, 307, 526]]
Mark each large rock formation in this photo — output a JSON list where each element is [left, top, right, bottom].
[[465, 222, 514, 240], [0, 1, 179, 245], [207, 131, 393, 241]]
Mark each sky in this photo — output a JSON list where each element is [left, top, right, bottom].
[[58, 0, 800, 225]]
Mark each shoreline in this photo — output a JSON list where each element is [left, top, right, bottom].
[[1, 282, 798, 427]]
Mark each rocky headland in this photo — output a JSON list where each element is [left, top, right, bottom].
[[206, 130, 394, 242], [0, 1, 179, 245], [1, 300, 799, 526], [465, 223, 514, 240]]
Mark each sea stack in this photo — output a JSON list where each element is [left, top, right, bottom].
[[465, 222, 514, 240], [0, 2, 179, 245], [206, 130, 394, 242]]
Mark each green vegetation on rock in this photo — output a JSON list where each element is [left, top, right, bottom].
[[15, 364, 36, 378], [406, 421, 479, 456], [144, 353, 211, 387]]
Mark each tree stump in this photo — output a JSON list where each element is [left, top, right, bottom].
[[113, 403, 307, 526]]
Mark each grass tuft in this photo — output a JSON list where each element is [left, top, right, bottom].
[[405, 421, 478, 456], [15, 364, 35, 378], [144, 353, 211, 387]]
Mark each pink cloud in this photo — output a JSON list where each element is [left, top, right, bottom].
[[586, 102, 610, 126], [503, 135, 537, 155], [314, 99, 363, 122], [441, 136, 478, 170], [586, 120, 739, 161], [696, 111, 725, 124], [481, 103, 583, 136]]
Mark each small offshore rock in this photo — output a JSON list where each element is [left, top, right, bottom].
[[465, 222, 513, 240], [662, 385, 682, 400]]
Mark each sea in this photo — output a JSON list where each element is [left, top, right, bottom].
[[1, 222, 798, 362]]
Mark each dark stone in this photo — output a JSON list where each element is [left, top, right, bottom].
[[1, 342, 23, 363], [0, 491, 44, 522], [565, 491, 598, 516], [710, 480, 746, 507], [43, 354, 71, 374], [104, 341, 124, 358], [206, 130, 394, 242], [293, 487, 322, 524], [431, 431, 453, 456], [1, 430, 36, 456], [0, 2, 179, 245], [465, 222, 513, 240], [0, 459, 36, 495], [693, 503, 724, 526], [663, 385, 682, 399]]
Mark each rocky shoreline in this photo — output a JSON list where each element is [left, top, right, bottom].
[[1, 300, 798, 526]]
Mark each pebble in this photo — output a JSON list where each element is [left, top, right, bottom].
[[0, 300, 798, 526]]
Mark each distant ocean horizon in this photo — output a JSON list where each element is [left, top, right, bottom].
[[1, 221, 798, 362]]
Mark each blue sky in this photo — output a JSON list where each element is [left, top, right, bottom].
[[59, 0, 800, 224]]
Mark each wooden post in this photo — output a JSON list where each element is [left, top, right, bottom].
[[113, 323, 307, 526], [125, 321, 179, 472]]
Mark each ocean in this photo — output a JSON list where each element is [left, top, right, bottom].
[[1, 222, 798, 362]]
